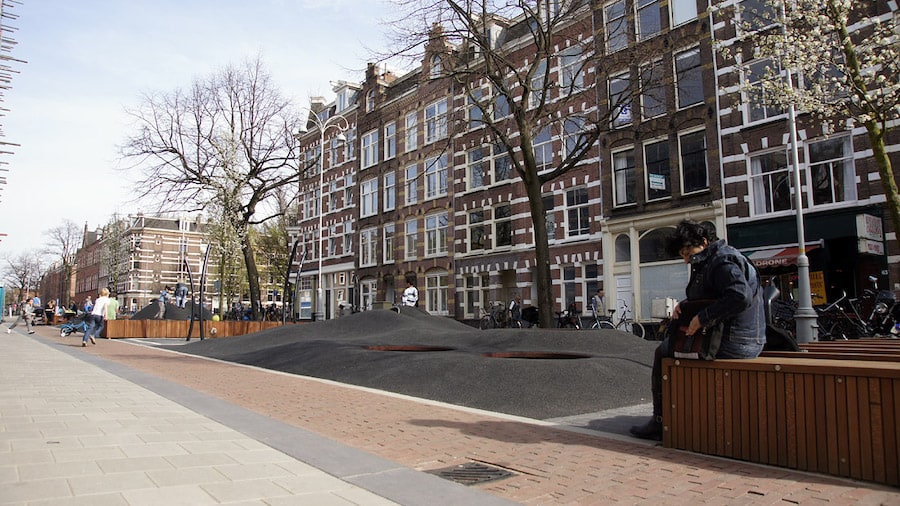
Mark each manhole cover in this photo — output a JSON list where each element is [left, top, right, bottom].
[[364, 345, 455, 352], [427, 462, 514, 486], [482, 351, 591, 359]]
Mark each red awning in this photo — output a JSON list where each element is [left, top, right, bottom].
[[743, 243, 821, 268]]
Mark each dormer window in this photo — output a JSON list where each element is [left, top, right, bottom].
[[366, 90, 376, 113], [430, 55, 442, 78]]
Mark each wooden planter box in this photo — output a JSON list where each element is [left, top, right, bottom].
[[103, 319, 289, 339]]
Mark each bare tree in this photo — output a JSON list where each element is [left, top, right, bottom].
[[100, 214, 131, 297], [381, 1, 644, 326], [2, 251, 43, 302], [42, 220, 83, 303], [729, 0, 900, 244], [121, 57, 304, 320], [205, 202, 247, 318]]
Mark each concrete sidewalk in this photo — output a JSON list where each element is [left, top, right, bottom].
[[0, 328, 512, 505], [4, 324, 900, 505]]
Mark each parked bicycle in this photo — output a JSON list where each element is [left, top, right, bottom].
[[595, 302, 645, 338], [814, 290, 868, 340], [555, 303, 583, 329], [480, 302, 522, 329]]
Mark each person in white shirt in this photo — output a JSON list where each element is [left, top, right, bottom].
[[401, 281, 419, 307], [83, 288, 110, 347]]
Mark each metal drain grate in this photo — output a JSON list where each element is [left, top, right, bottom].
[[427, 462, 514, 486]]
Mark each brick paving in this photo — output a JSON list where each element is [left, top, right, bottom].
[[38, 327, 900, 505]]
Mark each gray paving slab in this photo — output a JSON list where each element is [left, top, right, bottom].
[[1, 329, 516, 506]]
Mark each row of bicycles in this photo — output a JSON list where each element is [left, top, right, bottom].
[[478, 301, 646, 339], [769, 276, 900, 340]]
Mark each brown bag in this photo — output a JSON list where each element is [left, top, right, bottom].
[[667, 299, 721, 360]]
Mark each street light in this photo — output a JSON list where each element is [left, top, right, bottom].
[[295, 109, 349, 321]]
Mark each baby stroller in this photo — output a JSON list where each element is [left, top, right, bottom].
[[59, 315, 89, 337]]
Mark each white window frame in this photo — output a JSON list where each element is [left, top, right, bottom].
[[566, 186, 590, 237], [641, 60, 666, 119], [359, 227, 378, 267], [404, 219, 418, 260], [405, 164, 418, 205], [493, 203, 512, 248], [361, 129, 379, 168], [610, 72, 632, 127], [750, 148, 792, 216], [360, 178, 378, 217], [559, 45, 585, 94], [405, 112, 417, 152], [644, 137, 671, 201], [745, 58, 785, 123], [425, 269, 449, 316], [383, 223, 395, 264], [468, 147, 488, 190], [671, 0, 698, 26], [612, 147, 636, 206], [384, 121, 396, 160], [529, 59, 547, 109], [425, 211, 449, 256], [604, 0, 628, 53], [383, 171, 396, 211], [425, 98, 448, 144], [806, 135, 856, 208], [635, 0, 662, 42], [675, 47, 704, 109], [533, 126, 554, 172], [424, 154, 448, 199], [468, 209, 486, 251]]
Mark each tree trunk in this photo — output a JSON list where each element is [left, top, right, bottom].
[[523, 176, 555, 328], [865, 120, 900, 254], [241, 237, 261, 321]]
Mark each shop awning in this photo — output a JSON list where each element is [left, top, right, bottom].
[[742, 243, 821, 269]]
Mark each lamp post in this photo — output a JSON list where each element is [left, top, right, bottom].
[[295, 110, 348, 321]]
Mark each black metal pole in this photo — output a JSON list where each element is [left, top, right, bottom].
[[199, 245, 212, 340], [283, 239, 300, 326], [184, 258, 196, 341]]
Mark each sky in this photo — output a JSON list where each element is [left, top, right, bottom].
[[0, 0, 397, 260]]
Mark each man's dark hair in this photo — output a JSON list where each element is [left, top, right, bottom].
[[666, 220, 715, 257]]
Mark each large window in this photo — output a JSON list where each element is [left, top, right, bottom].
[[671, 0, 698, 26], [675, 47, 703, 109], [360, 178, 378, 217], [645, 139, 671, 200], [384, 121, 396, 160], [610, 73, 632, 127], [425, 211, 449, 256], [384, 171, 396, 211], [679, 130, 708, 193], [559, 46, 584, 93], [750, 149, 792, 215], [383, 223, 395, 263], [360, 228, 377, 267], [543, 194, 557, 241], [424, 154, 448, 199], [566, 187, 590, 236], [405, 112, 417, 152], [469, 89, 484, 129], [740, 0, 778, 32], [604, 0, 628, 53], [747, 58, 783, 122], [464, 274, 490, 318], [564, 117, 586, 157], [405, 164, 418, 205], [494, 204, 512, 247], [492, 143, 513, 182], [344, 130, 356, 161], [361, 129, 378, 168], [533, 126, 553, 171], [613, 148, 636, 206], [529, 59, 547, 109], [469, 210, 485, 251], [808, 136, 855, 206], [636, 0, 662, 41], [641, 60, 666, 118], [425, 270, 449, 315], [468, 148, 487, 189], [425, 99, 448, 143], [405, 219, 418, 260], [493, 92, 510, 120]]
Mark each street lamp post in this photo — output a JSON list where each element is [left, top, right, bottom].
[[295, 110, 348, 322]]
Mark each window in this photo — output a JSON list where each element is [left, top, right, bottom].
[[605, 0, 628, 53], [529, 59, 547, 109], [747, 58, 783, 122], [405, 219, 418, 260], [679, 130, 708, 193], [566, 187, 590, 236], [493, 92, 509, 120], [564, 116, 587, 157], [469, 210, 485, 251], [360, 228, 377, 266], [384, 122, 396, 160], [492, 143, 513, 182], [808, 136, 855, 206], [464, 274, 489, 318], [384, 171, 396, 211], [430, 54, 442, 78], [671, 0, 698, 26], [361, 129, 378, 168], [494, 204, 512, 247], [425, 99, 448, 143], [613, 148, 636, 206], [543, 194, 557, 241], [468, 147, 487, 189], [641, 61, 666, 118], [425, 211, 449, 256], [405, 112, 417, 152], [469, 89, 484, 129], [366, 90, 375, 113], [739, 0, 777, 32], [675, 47, 703, 109], [424, 154, 448, 199], [533, 126, 553, 171], [644, 139, 671, 200], [344, 130, 356, 161], [405, 164, 418, 205], [330, 137, 341, 166], [636, 0, 662, 41], [344, 174, 354, 206], [360, 178, 378, 217], [610, 73, 632, 127], [750, 149, 792, 215], [383, 223, 395, 263], [425, 270, 449, 315], [559, 46, 584, 93]]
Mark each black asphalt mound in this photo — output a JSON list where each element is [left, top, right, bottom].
[[180, 307, 659, 420], [132, 301, 213, 320]]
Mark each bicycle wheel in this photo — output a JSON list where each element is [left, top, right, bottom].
[[592, 320, 615, 330], [479, 315, 494, 330], [620, 320, 646, 339]]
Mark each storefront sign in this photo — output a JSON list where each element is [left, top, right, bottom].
[[856, 214, 884, 241], [858, 238, 885, 255]]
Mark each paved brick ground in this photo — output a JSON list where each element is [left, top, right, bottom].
[[40, 327, 900, 505]]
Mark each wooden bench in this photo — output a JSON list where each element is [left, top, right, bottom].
[[661, 356, 900, 487]]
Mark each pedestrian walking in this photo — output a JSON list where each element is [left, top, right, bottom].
[[83, 288, 111, 347], [6, 297, 36, 334]]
